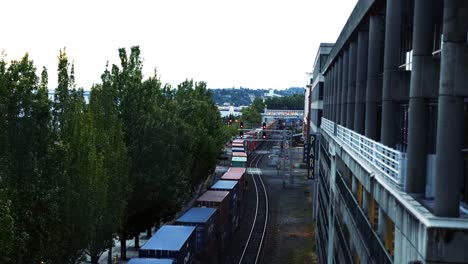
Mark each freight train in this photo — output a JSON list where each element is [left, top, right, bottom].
[[128, 121, 276, 264]]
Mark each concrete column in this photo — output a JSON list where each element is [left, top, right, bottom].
[[405, 0, 438, 193], [341, 49, 349, 127], [332, 65, 337, 122], [354, 30, 369, 134], [363, 189, 369, 214], [330, 66, 335, 122], [434, 0, 468, 217], [351, 176, 357, 196], [324, 70, 330, 119], [381, 0, 403, 147], [328, 154, 337, 264], [324, 74, 328, 119], [347, 40, 357, 129], [336, 57, 342, 125], [365, 16, 385, 140], [378, 207, 386, 239]]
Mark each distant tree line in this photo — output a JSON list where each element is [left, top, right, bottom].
[[0, 47, 228, 264], [210, 87, 304, 106], [264, 94, 305, 110], [239, 94, 305, 125]]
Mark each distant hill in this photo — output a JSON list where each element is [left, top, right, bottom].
[[209, 87, 304, 106]]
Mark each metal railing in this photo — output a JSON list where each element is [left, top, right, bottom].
[[262, 109, 304, 118], [321, 117, 334, 136], [321, 118, 406, 188]]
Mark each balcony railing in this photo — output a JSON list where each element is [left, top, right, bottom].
[[321, 118, 406, 188]]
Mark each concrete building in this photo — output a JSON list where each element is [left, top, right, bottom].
[[314, 0, 468, 263], [304, 43, 334, 138]]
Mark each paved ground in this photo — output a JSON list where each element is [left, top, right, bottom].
[[261, 170, 318, 264], [221, 146, 318, 264], [92, 145, 318, 264]]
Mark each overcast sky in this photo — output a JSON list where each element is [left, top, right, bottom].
[[1, 0, 357, 90]]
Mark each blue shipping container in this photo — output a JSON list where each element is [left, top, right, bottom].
[[210, 180, 239, 228], [175, 207, 218, 253], [139, 225, 196, 264], [128, 259, 174, 264]]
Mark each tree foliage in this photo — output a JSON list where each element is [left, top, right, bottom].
[[0, 47, 226, 263], [264, 93, 305, 110]]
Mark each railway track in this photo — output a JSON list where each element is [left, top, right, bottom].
[[238, 143, 270, 264]]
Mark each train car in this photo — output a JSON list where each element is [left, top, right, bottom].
[[128, 259, 174, 264], [139, 225, 196, 264], [175, 207, 218, 254], [196, 191, 230, 225], [221, 168, 246, 203], [232, 139, 244, 148], [232, 152, 247, 158], [232, 146, 245, 153], [210, 180, 239, 229], [196, 190, 231, 251], [231, 156, 247, 168]]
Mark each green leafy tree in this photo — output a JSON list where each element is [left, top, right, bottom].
[[52, 50, 99, 263], [85, 66, 128, 264], [0, 190, 14, 263], [241, 106, 262, 125], [264, 94, 305, 110]]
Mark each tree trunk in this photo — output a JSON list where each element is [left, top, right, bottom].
[[146, 227, 152, 238], [91, 254, 100, 264], [134, 233, 140, 249], [120, 237, 127, 260], [107, 245, 112, 264]]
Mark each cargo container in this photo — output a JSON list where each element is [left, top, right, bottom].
[[128, 259, 175, 264], [196, 190, 230, 225], [231, 156, 247, 168], [175, 207, 218, 254], [232, 152, 247, 157], [232, 147, 245, 152], [232, 139, 244, 146], [211, 180, 239, 229], [231, 142, 244, 148], [218, 217, 233, 251], [221, 168, 246, 202], [139, 225, 196, 264]]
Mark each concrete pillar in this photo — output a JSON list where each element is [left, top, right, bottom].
[[325, 73, 330, 119], [347, 40, 357, 129], [381, 0, 403, 147], [405, 0, 439, 193], [341, 49, 349, 127], [363, 189, 369, 214], [378, 207, 386, 239], [336, 57, 342, 125], [324, 74, 327, 119], [351, 176, 357, 196], [434, 0, 468, 217], [354, 30, 369, 134], [328, 154, 337, 264], [332, 65, 337, 122], [365, 16, 385, 140], [328, 67, 333, 121]]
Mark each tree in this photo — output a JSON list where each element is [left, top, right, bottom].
[[85, 66, 128, 264], [241, 106, 262, 125], [0, 190, 14, 263], [52, 50, 99, 263], [264, 94, 305, 110]]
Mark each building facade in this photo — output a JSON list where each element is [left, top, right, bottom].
[[305, 43, 334, 138], [314, 0, 468, 263]]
